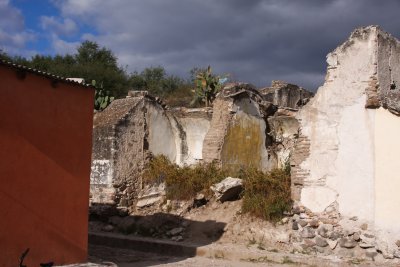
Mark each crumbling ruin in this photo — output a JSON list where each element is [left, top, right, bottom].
[[292, 26, 400, 240], [90, 82, 311, 208], [260, 80, 314, 109], [89, 25, 400, 263], [91, 93, 213, 206]]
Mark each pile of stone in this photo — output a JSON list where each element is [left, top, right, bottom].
[[286, 203, 400, 261]]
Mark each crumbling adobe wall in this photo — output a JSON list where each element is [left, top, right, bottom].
[[168, 108, 212, 165], [91, 95, 180, 208], [220, 95, 274, 171], [91, 83, 312, 209], [91, 97, 145, 205], [293, 26, 400, 236], [261, 80, 314, 109], [203, 83, 279, 171], [91, 95, 213, 208]]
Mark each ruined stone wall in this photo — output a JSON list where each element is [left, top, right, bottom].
[[146, 101, 177, 163], [267, 111, 300, 169], [91, 96, 212, 208], [220, 96, 274, 171], [260, 80, 314, 109], [203, 84, 287, 172], [293, 26, 400, 236], [112, 101, 146, 207], [202, 97, 234, 163], [169, 108, 212, 165], [90, 97, 144, 205], [91, 84, 309, 210]]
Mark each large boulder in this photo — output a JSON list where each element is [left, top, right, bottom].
[[210, 177, 243, 202]]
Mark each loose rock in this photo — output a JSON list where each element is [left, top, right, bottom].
[[339, 237, 357, 248], [171, 235, 183, 242], [365, 248, 378, 260], [317, 224, 333, 238], [102, 224, 114, 232], [327, 239, 338, 250], [298, 219, 308, 227], [352, 232, 360, 241], [302, 239, 316, 249], [300, 227, 316, 238], [315, 236, 328, 247], [309, 219, 319, 228], [210, 177, 243, 202], [292, 221, 299, 231], [375, 239, 394, 259], [168, 227, 185, 236], [193, 193, 207, 207]]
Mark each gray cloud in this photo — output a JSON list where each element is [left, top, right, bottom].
[[40, 16, 78, 36], [39, 0, 400, 90], [0, 0, 35, 54]]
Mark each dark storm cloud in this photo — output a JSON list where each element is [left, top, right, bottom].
[[55, 0, 400, 90]]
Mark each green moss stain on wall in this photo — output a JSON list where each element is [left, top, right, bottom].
[[221, 112, 264, 171]]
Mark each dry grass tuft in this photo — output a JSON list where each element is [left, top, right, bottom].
[[143, 155, 227, 200], [143, 155, 292, 221]]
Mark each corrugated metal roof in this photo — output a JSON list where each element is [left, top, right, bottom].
[[0, 59, 95, 89]]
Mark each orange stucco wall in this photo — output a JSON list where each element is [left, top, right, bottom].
[[0, 65, 94, 266]]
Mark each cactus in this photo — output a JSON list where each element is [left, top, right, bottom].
[[93, 80, 114, 110], [194, 66, 224, 107]]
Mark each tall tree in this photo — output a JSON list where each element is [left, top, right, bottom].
[[7, 41, 130, 100], [130, 66, 185, 97]]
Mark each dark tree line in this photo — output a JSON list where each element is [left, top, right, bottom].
[[0, 41, 226, 109]]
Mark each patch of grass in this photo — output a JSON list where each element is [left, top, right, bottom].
[[143, 155, 227, 200], [240, 167, 292, 222]]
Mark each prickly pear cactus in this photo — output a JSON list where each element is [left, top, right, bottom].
[[194, 66, 226, 107], [93, 80, 114, 110]]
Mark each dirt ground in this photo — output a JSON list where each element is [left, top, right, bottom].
[[88, 199, 399, 267]]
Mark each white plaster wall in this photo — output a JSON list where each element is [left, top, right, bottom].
[[146, 103, 177, 163], [374, 107, 400, 234], [335, 96, 375, 222], [179, 117, 210, 165], [298, 27, 378, 216]]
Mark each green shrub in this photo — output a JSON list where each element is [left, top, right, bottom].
[[143, 155, 292, 221], [240, 167, 292, 222]]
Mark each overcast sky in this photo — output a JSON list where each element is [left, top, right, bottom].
[[2, 0, 400, 91]]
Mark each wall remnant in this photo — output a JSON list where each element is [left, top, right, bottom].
[[260, 80, 314, 109], [91, 94, 213, 209], [91, 83, 312, 210], [203, 83, 277, 171], [292, 26, 400, 239]]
